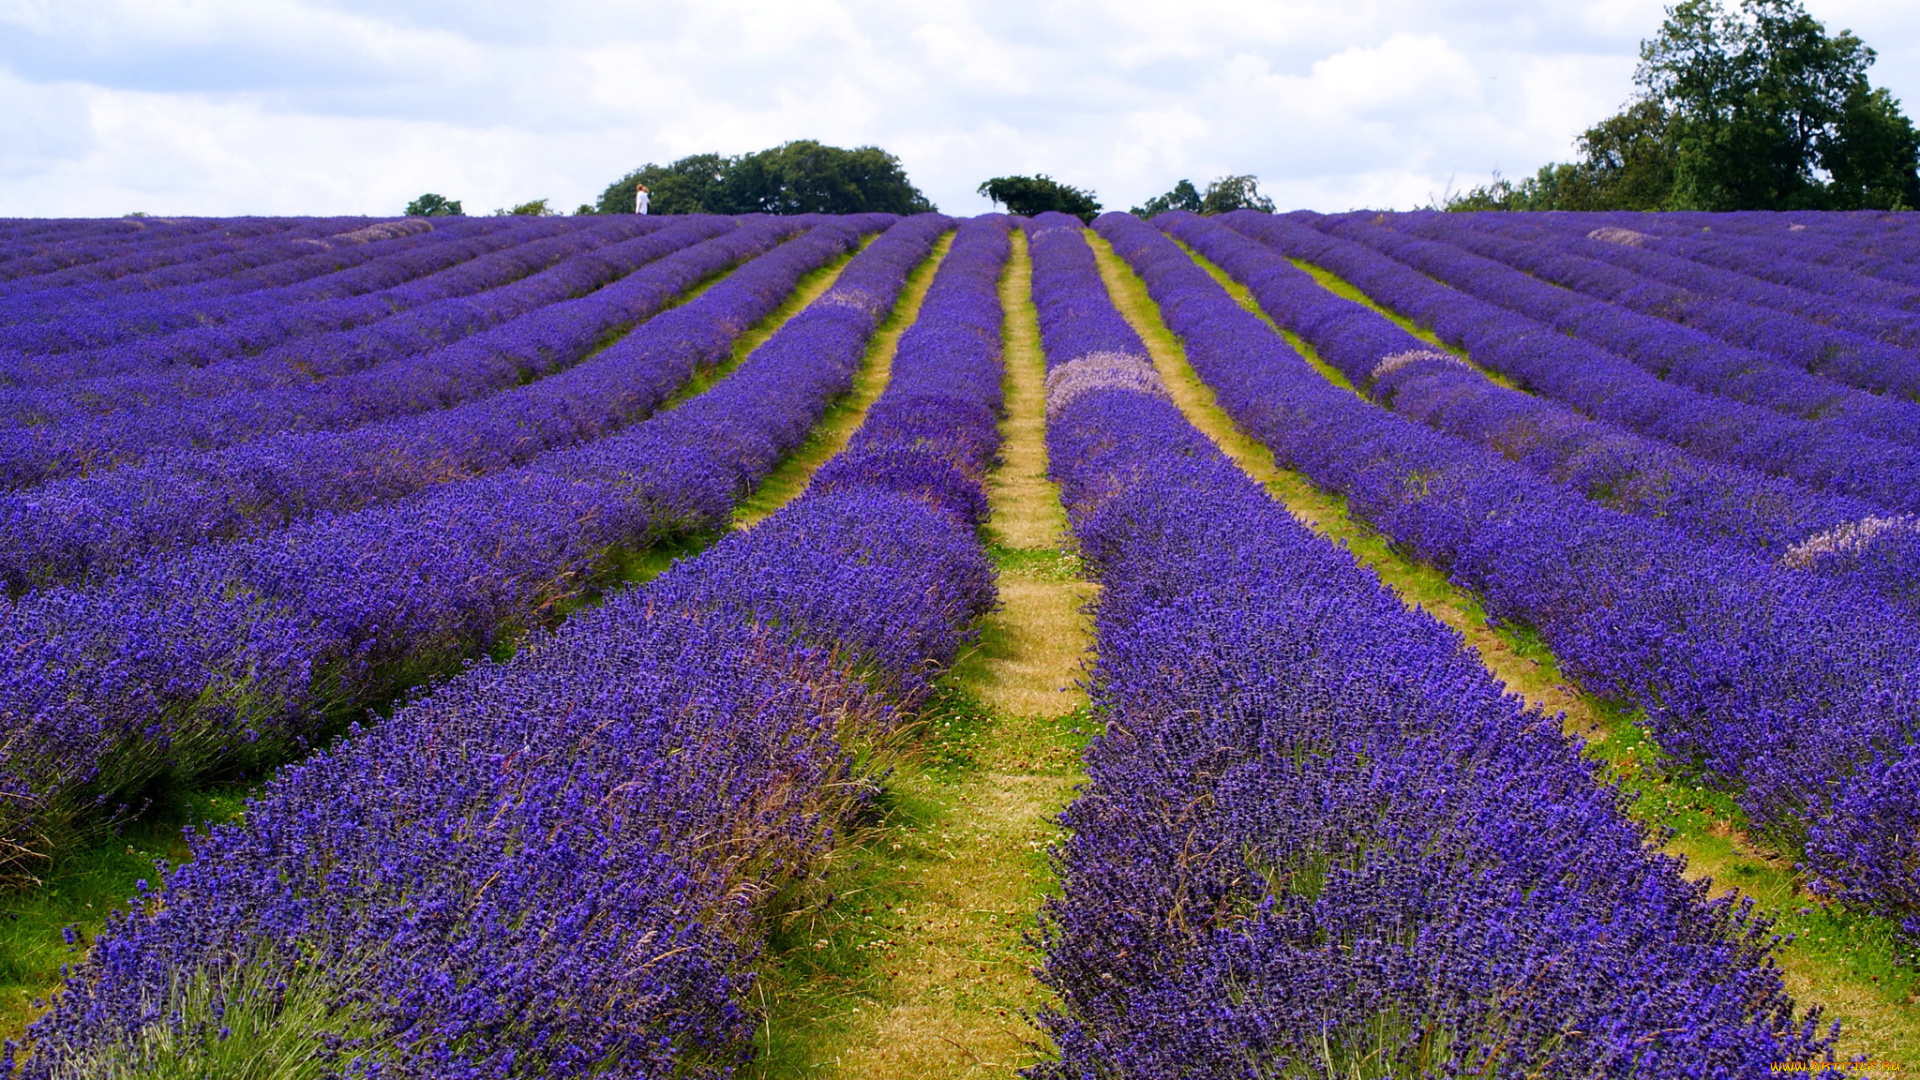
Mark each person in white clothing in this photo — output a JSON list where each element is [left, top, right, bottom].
[[634, 185, 651, 214]]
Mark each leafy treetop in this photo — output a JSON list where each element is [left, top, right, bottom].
[[1444, 0, 1919, 211], [403, 193, 464, 217], [1132, 175, 1275, 217], [589, 141, 935, 216], [976, 175, 1102, 222], [493, 198, 558, 217]]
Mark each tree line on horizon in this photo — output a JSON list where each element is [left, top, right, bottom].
[[404, 0, 1920, 225], [974, 174, 1275, 222], [406, 141, 938, 220], [1447, 0, 1920, 212], [404, 140, 1277, 223]]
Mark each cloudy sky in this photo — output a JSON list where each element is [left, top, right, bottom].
[[2, 0, 1916, 218]]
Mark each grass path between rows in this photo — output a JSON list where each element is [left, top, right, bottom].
[[1088, 231, 1920, 1067], [0, 237, 873, 1045], [748, 230, 1096, 1078]]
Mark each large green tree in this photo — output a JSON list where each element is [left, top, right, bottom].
[[1447, 0, 1919, 211], [590, 142, 933, 216], [1825, 84, 1920, 209], [493, 198, 557, 217], [976, 175, 1101, 221], [728, 141, 935, 214], [403, 193, 464, 217], [1133, 175, 1275, 217]]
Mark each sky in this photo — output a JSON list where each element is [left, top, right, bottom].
[[1, 0, 1916, 218]]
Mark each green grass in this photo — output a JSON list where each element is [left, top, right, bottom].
[[0, 787, 250, 1037], [1282, 254, 1532, 390], [1181, 229, 1525, 395], [743, 686, 1092, 1076], [743, 231, 1094, 1079], [986, 543, 1084, 583]]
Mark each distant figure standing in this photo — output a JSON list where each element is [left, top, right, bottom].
[[634, 184, 651, 215]]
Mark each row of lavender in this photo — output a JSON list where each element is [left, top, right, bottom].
[[1277, 215, 1920, 513], [6, 215, 1010, 1078], [1028, 211, 1834, 1076], [0, 217, 305, 287], [0, 214, 940, 880], [1228, 211, 1920, 559], [1421, 213, 1920, 354], [0, 218, 743, 488], [1166, 213, 1920, 607], [0, 218, 525, 364], [1117, 210, 1920, 939], [0, 219, 798, 591], [0, 217, 518, 312], [0, 218, 373, 300], [0, 218, 619, 392], [1475, 210, 1920, 301], [0, 218, 485, 358], [1381, 211, 1920, 399], [0, 217, 246, 282]]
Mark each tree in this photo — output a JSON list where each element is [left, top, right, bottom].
[[1199, 175, 1275, 214], [976, 175, 1101, 221], [1570, 99, 1681, 209], [1441, 104, 1677, 211], [1823, 84, 1920, 209], [592, 153, 732, 215], [492, 198, 557, 216], [1133, 179, 1203, 217], [1133, 176, 1276, 217], [1446, 0, 1918, 211], [727, 141, 935, 214], [589, 143, 934, 216], [404, 193, 464, 217], [1645, 0, 1877, 209]]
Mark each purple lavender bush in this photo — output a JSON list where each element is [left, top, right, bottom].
[[1024, 211, 1838, 1078], [0, 219, 849, 592], [0, 218, 633, 410], [1441, 212, 1920, 352], [1102, 210, 1920, 944], [1152, 212, 1920, 610], [3, 215, 1009, 1079], [0, 217, 548, 371], [1225, 211, 1920, 514], [1308, 212, 1920, 453], [1390, 212, 1920, 403], [0, 219, 750, 488], [0, 215, 943, 879], [0, 218, 349, 299]]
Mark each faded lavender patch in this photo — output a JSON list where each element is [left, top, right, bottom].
[[1588, 225, 1651, 246], [1783, 515, 1920, 569], [1042, 349, 1164, 414], [1368, 346, 1460, 383]]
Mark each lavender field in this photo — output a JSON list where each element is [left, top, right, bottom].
[[0, 208, 1917, 1078]]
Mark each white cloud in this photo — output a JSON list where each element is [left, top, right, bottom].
[[0, 0, 1911, 216]]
